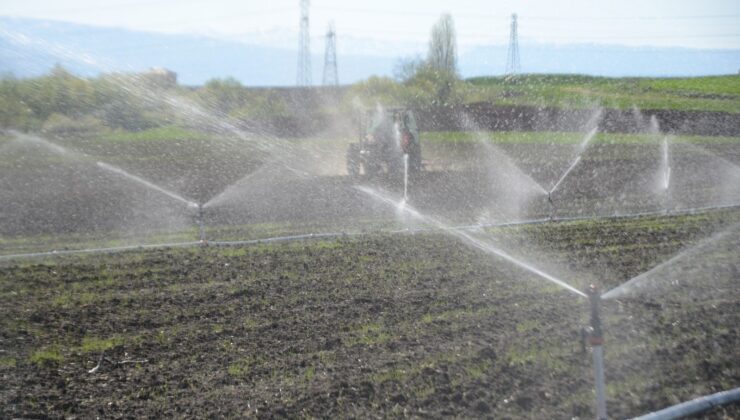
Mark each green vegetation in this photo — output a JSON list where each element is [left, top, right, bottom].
[[98, 125, 208, 143], [78, 336, 125, 353], [346, 322, 392, 346], [0, 356, 16, 368], [29, 348, 63, 366], [423, 131, 740, 144], [2, 67, 736, 140], [227, 355, 266, 378], [466, 74, 740, 113]]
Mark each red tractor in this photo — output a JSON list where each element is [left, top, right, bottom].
[[346, 108, 422, 177]]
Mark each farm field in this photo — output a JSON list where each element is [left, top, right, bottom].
[[2, 4, 740, 417], [2, 128, 739, 255], [466, 74, 740, 113], [0, 210, 738, 418], [1, 76, 739, 419]]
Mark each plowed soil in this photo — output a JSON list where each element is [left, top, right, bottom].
[[1, 211, 738, 418]]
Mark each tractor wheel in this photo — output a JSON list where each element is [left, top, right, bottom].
[[347, 157, 360, 177], [346, 144, 361, 177], [409, 143, 423, 173]]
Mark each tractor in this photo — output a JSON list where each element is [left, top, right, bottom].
[[346, 108, 422, 177]]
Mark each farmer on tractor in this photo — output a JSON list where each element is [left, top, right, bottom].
[[347, 107, 422, 177], [396, 111, 422, 173]]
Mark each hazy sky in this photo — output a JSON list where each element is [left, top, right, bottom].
[[2, 0, 739, 53]]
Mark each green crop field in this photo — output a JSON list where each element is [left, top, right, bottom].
[[466, 74, 740, 113]]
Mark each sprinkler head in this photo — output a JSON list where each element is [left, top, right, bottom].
[[547, 192, 556, 221]]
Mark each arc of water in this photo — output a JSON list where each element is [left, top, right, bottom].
[[201, 159, 311, 209], [460, 113, 547, 196], [662, 137, 671, 191], [12, 131, 199, 208], [681, 141, 740, 175], [357, 186, 587, 298], [18, 133, 195, 205], [11, 131, 85, 159], [549, 155, 582, 195], [578, 125, 599, 152], [403, 153, 409, 202], [0, 29, 301, 170], [548, 110, 602, 195], [601, 223, 740, 300], [95, 162, 198, 208]]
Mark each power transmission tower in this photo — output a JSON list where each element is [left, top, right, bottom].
[[505, 13, 521, 76], [322, 22, 338, 86], [297, 0, 311, 86]]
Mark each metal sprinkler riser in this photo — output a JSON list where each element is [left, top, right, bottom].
[[586, 284, 607, 420]]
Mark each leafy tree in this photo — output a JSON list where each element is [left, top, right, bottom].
[[387, 14, 462, 107], [427, 14, 458, 77], [0, 77, 35, 129], [394, 55, 426, 82], [199, 77, 248, 114], [230, 91, 288, 121]]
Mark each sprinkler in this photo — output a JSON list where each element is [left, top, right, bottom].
[[547, 191, 556, 220], [584, 284, 607, 420]]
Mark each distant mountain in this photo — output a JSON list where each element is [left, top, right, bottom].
[[0, 16, 396, 85], [1, 16, 738, 85]]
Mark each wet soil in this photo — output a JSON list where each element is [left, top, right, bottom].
[[2, 141, 738, 247], [1, 213, 737, 418]]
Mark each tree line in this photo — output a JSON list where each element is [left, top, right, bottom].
[[0, 14, 469, 135]]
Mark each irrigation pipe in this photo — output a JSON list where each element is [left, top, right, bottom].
[[0, 241, 202, 261], [632, 387, 740, 420], [1, 203, 738, 262]]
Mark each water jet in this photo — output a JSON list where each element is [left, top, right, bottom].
[[95, 162, 198, 208], [195, 203, 207, 244], [357, 185, 587, 298], [601, 223, 739, 300], [403, 153, 409, 202]]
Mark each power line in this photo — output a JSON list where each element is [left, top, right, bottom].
[[313, 7, 739, 21], [538, 33, 740, 40], [128, 8, 295, 28], [13, 0, 197, 15], [525, 14, 740, 21], [66, 32, 740, 57]]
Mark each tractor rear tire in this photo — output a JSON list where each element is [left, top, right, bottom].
[[347, 143, 361, 177]]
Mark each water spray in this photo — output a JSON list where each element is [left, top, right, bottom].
[[403, 153, 409, 202], [661, 137, 671, 213], [584, 284, 607, 420], [546, 119, 599, 209], [96, 161, 198, 208], [358, 186, 588, 298], [550, 155, 582, 196], [196, 203, 207, 245], [661, 138, 671, 192]]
